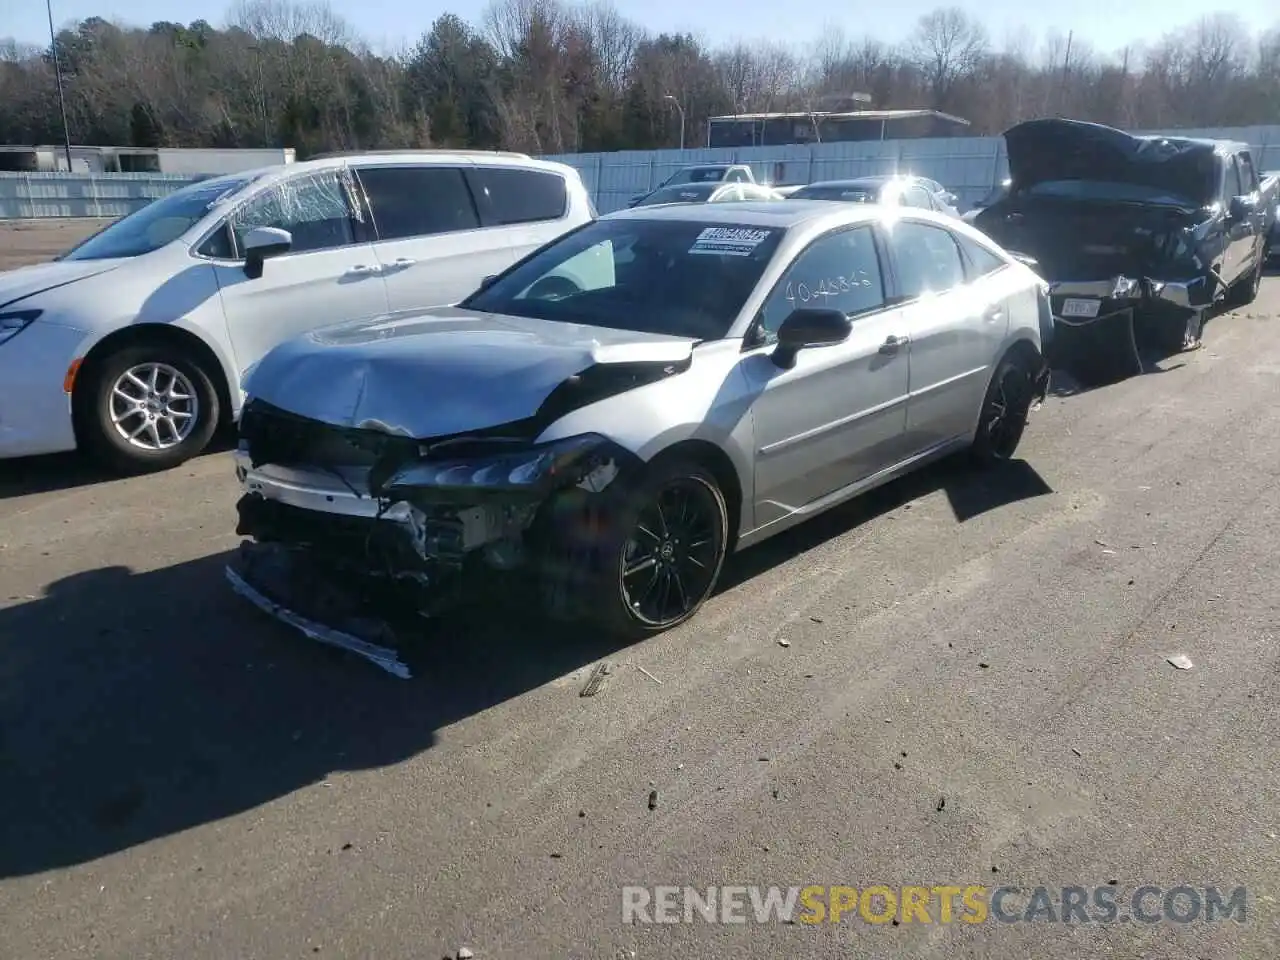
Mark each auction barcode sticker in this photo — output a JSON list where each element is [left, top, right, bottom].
[[689, 227, 773, 257]]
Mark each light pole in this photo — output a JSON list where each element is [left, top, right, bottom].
[[248, 44, 268, 144], [45, 0, 74, 171], [663, 95, 686, 151]]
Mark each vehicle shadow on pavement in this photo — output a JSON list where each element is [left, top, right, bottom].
[[720, 455, 1051, 590], [0, 457, 1052, 880], [0, 550, 634, 879], [0, 431, 236, 500]]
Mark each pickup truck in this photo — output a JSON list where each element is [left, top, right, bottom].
[[627, 163, 756, 207], [974, 118, 1276, 382]]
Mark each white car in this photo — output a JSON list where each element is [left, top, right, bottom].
[[0, 151, 595, 472]]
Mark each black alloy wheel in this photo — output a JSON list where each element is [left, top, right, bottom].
[[619, 474, 725, 628], [971, 354, 1035, 464]]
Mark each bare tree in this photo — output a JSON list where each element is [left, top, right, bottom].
[[906, 7, 988, 109]]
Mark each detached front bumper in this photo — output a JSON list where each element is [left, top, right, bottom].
[[1047, 273, 1213, 323], [229, 432, 642, 673]]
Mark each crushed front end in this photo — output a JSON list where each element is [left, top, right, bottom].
[[981, 209, 1223, 382], [228, 398, 640, 676]]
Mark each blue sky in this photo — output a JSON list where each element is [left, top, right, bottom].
[[7, 0, 1276, 59]]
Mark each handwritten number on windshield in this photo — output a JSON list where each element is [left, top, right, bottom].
[[785, 276, 865, 304]]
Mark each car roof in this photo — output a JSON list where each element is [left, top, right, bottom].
[[604, 199, 884, 229], [220, 151, 579, 193]]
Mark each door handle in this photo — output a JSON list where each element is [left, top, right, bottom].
[[879, 334, 910, 355], [983, 305, 1004, 322], [346, 264, 380, 276], [391, 258, 417, 268]]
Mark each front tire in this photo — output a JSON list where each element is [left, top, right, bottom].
[[540, 458, 730, 640], [77, 343, 220, 474], [1226, 254, 1264, 309], [970, 352, 1037, 465]]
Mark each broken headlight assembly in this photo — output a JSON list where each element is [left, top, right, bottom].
[[380, 432, 629, 503]]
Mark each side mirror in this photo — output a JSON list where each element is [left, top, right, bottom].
[[478, 275, 498, 291], [771, 308, 852, 369], [1227, 195, 1254, 221], [242, 226, 292, 280]]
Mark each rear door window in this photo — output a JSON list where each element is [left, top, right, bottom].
[[467, 167, 568, 226], [889, 220, 967, 299], [956, 234, 1008, 279], [356, 166, 480, 240]]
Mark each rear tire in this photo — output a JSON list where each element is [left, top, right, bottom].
[[970, 351, 1037, 465], [539, 457, 730, 640], [77, 343, 220, 475]]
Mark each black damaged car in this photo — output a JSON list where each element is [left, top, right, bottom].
[[975, 118, 1273, 383]]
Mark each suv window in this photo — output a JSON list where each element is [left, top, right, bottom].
[[230, 172, 354, 254], [468, 167, 567, 225], [1236, 153, 1258, 193], [357, 166, 480, 240], [759, 226, 885, 339], [956, 234, 1007, 278], [890, 221, 967, 298], [904, 185, 934, 209], [1225, 159, 1243, 201]]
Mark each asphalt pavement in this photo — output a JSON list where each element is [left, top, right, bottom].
[[2, 274, 1279, 959]]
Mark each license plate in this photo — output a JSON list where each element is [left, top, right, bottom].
[[1060, 298, 1102, 318]]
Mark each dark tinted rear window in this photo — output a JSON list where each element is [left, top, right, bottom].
[[469, 167, 567, 225], [636, 185, 716, 206], [793, 185, 878, 203], [357, 166, 480, 240]]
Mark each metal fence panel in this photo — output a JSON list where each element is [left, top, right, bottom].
[[4, 125, 1278, 219]]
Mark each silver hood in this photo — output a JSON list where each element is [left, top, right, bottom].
[[244, 308, 697, 438]]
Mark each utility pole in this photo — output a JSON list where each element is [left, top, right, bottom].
[[46, 0, 74, 171], [1059, 30, 1074, 116], [663, 95, 686, 151]]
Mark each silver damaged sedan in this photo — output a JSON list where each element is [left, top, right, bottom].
[[230, 201, 1052, 674]]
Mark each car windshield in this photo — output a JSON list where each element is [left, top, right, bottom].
[[1023, 179, 1202, 208], [461, 217, 785, 340], [62, 175, 255, 261], [666, 167, 728, 186], [635, 184, 718, 206], [791, 185, 878, 203]]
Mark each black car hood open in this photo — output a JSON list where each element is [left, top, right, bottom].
[[1003, 118, 1218, 205]]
